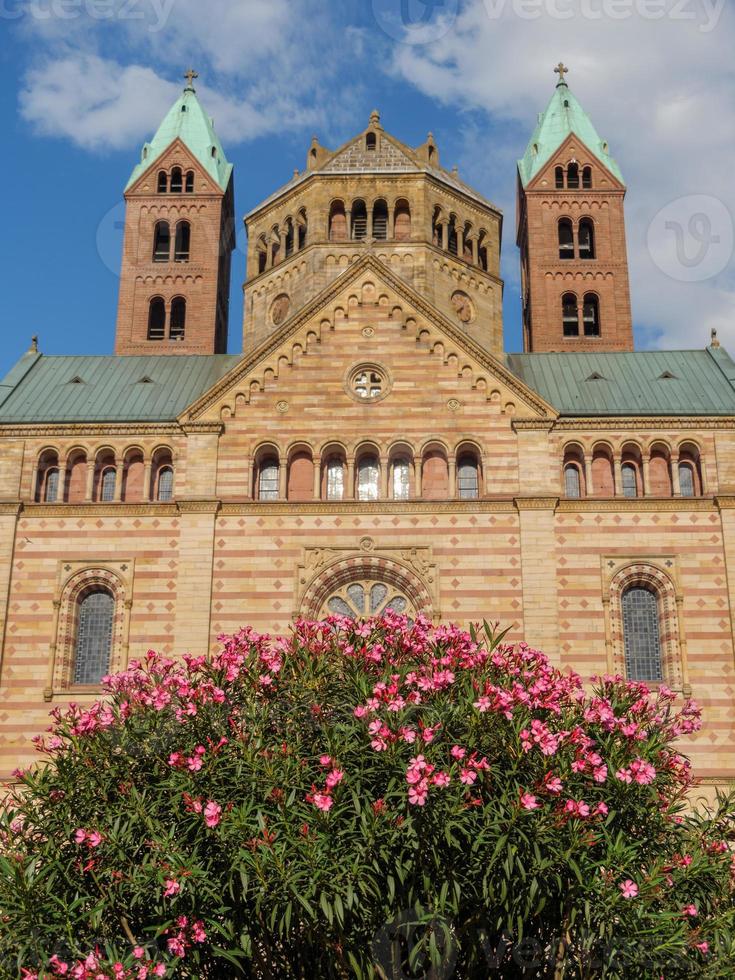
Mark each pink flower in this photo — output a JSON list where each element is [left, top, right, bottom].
[[325, 768, 344, 790], [203, 801, 222, 828], [87, 830, 103, 848], [450, 745, 466, 760], [460, 769, 477, 786], [619, 880, 638, 898], [592, 765, 608, 783], [312, 792, 333, 812], [474, 696, 491, 712], [408, 781, 429, 806], [682, 904, 697, 917], [593, 802, 609, 818], [132, 948, 145, 960], [520, 793, 540, 811], [163, 879, 181, 898], [543, 774, 563, 794], [432, 771, 451, 788], [696, 941, 709, 955], [167, 937, 186, 957], [73, 828, 86, 844], [191, 920, 207, 943], [153, 966, 167, 977], [615, 767, 633, 784], [421, 725, 438, 743], [319, 755, 332, 767]]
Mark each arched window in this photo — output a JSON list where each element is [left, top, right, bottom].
[[351, 200, 367, 240], [457, 454, 480, 499], [298, 212, 307, 250], [147, 297, 166, 340], [157, 466, 174, 501], [258, 249, 267, 274], [583, 294, 600, 337], [157, 171, 167, 193], [170, 167, 183, 193], [44, 467, 60, 503], [422, 449, 449, 500], [174, 221, 191, 262], [73, 590, 114, 686], [100, 467, 116, 502], [622, 463, 638, 498], [152, 221, 170, 262], [169, 297, 186, 340], [564, 464, 581, 499], [325, 581, 413, 620], [325, 456, 344, 501], [366, 131, 376, 151], [567, 162, 579, 189], [372, 199, 388, 240], [185, 170, 194, 193], [678, 463, 695, 498], [621, 587, 663, 682], [478, 244, 488, 271], [357, 455, 379, 501], [394, 200, 411, 241], [431, 208, 442, 248], [447, 216, 458, 256], [329, 201, 347, 242], [392, 456, 410, 500], [558, 218, 574, 260], [562, 293, 579, 337], [578, 219, 595, 259], [582, 166, 592, 189], [284, 220, 295, 257], [258, 457, 279, 500], [555, 166, 564, 189]]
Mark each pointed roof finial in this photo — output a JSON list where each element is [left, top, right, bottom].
[[183, 67, 199, 92], [711, 328, 721, 349], [369, 108, 381, 127], [554, 62, 569, 87], [29, 335, 38, 353]]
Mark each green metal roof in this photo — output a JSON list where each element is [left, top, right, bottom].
[[518, 81, 624, 187], [0, 353, 240, 423], [126, 86, 233, 192], [506, 347, 735, 416]]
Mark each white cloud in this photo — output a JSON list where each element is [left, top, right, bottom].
[[17, 0, 358, 151], [388, 0, 735, 349]]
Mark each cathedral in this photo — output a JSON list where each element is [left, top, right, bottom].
[[0, 67, 733, 793]]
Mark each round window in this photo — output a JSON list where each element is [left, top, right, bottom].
[[346, 363, 391, 403]]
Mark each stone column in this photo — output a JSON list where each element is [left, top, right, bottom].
[[643, 455, 651, 496], [345, 209, 352, 241], [57, 463, 67, 503], [380, 456, 389, 500], [613, 456, 623, 497], [516, 497, 561, 664], [173, 500, 220, 657], [113, 459, 124, 502], [471, 236, 479, 265], [142, 460, 152, 502], [244, 456, 253, 499], [85, 461, 95, 502], [366, 206, 373, 240], [584, 457, 594, 497], [457, 228, 465, 260], [448, 458, 457, 498], [672, 454, 682, 497], [414, 458, 422, 498], [312, 460, 321, 501], [278, 461, 288, 500], [345, 457, 355, 500], [441, 221, 448, 251]]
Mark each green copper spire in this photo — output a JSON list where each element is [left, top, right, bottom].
[[126, 71, 233, 192], [518, 64, 624, 187]]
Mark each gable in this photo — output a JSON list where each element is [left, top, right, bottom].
[[524, 133, 625, 193], [321, 132, 418, 173], [125, 138, 228, 198], [183, 255, 557, 427]]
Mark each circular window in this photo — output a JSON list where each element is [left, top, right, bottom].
[[321, 580, 414, 620], [270, 293, 291, 326], [346, 362, 391, 403], [450, 290, 474, 324]]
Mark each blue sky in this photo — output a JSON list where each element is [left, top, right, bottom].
[[1, 0, 733, 379]]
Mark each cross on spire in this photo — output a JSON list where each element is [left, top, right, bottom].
[[183, 68, 199, 91], [555, 62, 569, 86]]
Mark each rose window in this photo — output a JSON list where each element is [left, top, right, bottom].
[[353, 369, 384, 400], [321, 581, 414, 620]]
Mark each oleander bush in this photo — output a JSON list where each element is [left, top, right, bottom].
[[1, 614, 734, 978]]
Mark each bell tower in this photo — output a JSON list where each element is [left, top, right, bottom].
[[115, 71, 235, 356], [517, 65, 633, 352]]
